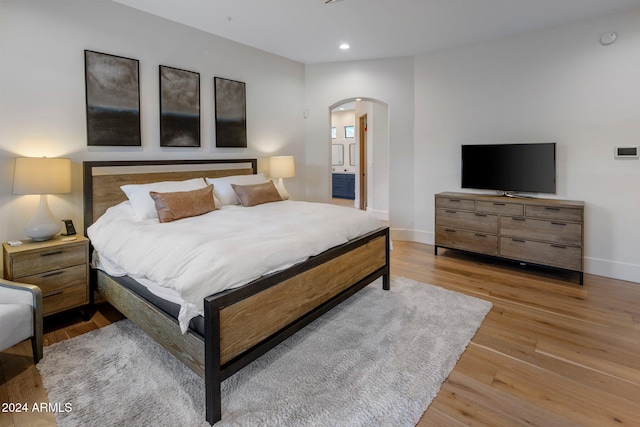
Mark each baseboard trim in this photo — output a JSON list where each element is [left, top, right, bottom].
[[389, 228, 639, 284]]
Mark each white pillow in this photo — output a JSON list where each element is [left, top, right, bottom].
[[121, 178, 208, 220], [206, 173, 268, 206]]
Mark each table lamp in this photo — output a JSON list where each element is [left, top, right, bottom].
[[269, 156, 295, 200], [12, 157, 72, 241]]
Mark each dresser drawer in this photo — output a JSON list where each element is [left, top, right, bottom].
[[476, 200, 524, 216], [9, 244, 87, 278], [500, 217, 582, 246], [42, 283, 89, 316], [436, 209, 498, 233], [435, 196, 475, 211], [500, 237, 582, 271], [526, 205, 583, 222], [436, 226, 498, 256], [20, 264, 88, 295]]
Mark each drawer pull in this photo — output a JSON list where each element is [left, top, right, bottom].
[[475, 233, 487, 238], [444, 228, 456, 233], [545, 207, 561, 211], [43, 289, 64, 298], [41, 251, 64, 257], [512, 238, 526, 243], [448, 199, 460, 202], [475, 213, 487, 217], [551, 222, 566, 226], [41, 271, 63, 278], [493, 202, 506, 206], [512, 217, 526, 221], [551, 244, 567, 249], [446, 210, 457, 214]]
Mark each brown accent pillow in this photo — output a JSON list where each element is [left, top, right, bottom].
[[150, 184, 216, 223], [231, 181, 283, 207]]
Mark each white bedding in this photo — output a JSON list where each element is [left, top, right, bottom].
[[87, 200, 382, 332]]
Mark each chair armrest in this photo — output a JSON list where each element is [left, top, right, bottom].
[[0, 279, 42, 308]]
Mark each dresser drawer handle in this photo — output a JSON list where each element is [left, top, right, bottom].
[[512, 217, 526, 221], [41, 251, 64, 257], [493, 202, 506, 206], [43, 289, 64, 298], [551, 244, 567, 249], [545, 207, 561, 211], [445, 210, 457, 214], [448, 199, 460, 202], [512, 238, 526, 243], [475, 213, 487, 217], [444, 228, 456, 233], [41, 271, 63, 278], [475, 233, 487, 238], [551, 222, 566, 226]]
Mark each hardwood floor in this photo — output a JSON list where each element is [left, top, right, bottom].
[[2, 241, 639, 426]]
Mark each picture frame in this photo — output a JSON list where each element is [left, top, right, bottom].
[[214, 77, 247, 148], [159, 65, 201, 147], [345, 125, 355, 138], [84, 50, 141, 146]]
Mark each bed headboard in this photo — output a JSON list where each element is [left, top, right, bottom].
[[83, 159, 258, 234]]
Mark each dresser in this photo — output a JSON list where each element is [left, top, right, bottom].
[[3, 235, 90, 316], [434, 192, 584, 284]]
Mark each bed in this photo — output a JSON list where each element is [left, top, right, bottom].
[[82, 159, 390, 424]]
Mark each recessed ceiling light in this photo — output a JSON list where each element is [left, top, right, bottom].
[[355, 98, 362, 102], [339, 43, 350, 50]]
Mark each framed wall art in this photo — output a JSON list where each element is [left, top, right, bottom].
[[159, 65, 201, 147], [84, 50, 141, 146], [214, 77, 247, 148]]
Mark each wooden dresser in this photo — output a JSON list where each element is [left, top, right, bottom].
[[3, 235, 90, 316], [435, 192, 584, 284]]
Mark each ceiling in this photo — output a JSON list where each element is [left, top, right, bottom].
[[113, 0, 640, 64]]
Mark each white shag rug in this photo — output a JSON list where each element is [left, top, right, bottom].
[[37, 276, 491, 426]]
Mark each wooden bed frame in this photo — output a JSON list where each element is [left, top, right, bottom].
[[83, 159, 390, 424]]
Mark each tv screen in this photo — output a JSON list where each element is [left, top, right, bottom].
[[461, 143, 556, 194]]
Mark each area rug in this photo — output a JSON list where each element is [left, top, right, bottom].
[[37, 276, 491, 426]]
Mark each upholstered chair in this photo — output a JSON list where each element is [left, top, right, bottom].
[[0, 279, 43, 363]]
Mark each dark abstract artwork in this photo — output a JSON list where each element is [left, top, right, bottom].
[[160, 66, 200, 147], [84, 50, 141, 146], [214, 77, 247, 148]]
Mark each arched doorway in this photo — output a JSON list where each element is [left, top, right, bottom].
[[329, 98, 389, 221]]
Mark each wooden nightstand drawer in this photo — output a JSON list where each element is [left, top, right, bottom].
[[20, 264, 88, 295], [42, 283, 89, 316], [8, 244, 87, 278]]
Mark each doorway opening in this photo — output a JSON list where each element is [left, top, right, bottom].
[[329, 98, 389, 222]]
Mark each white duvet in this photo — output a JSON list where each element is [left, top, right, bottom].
[[87, 200, 382, 332]]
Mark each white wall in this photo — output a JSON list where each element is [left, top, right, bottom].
[[413, 8, 640, 282], [0, 0, 305, 267], [305, 58, 414, 235]]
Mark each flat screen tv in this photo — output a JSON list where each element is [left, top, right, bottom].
[[461, 143, 556, 194]]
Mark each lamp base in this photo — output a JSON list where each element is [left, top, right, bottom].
[[274, 178, 290, 200], [24, 195, 61, 241]]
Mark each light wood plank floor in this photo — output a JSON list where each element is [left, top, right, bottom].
[[2, 241, 639, 426]]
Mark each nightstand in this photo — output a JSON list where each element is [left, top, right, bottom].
[[3, 235, 90, 317]]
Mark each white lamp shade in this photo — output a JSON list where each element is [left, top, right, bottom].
[[13, 157, 72, 195], [269, 156, 295, 179]]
